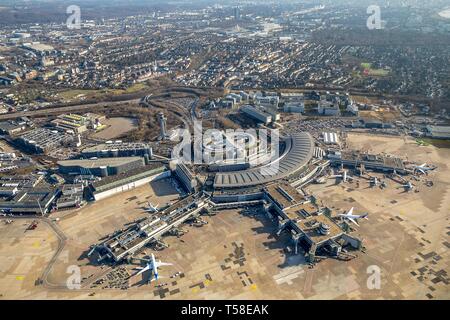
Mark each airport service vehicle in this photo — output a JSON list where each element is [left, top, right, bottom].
[[27, 221, 39, 230]]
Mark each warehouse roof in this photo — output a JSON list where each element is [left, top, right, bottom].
[[91, 164, 167, 193]]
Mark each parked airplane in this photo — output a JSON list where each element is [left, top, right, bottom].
[[370, 176, 379, 187], [399, 181, 415, 192], [338, 207, 369, 226], [414, 163, 435, 175], [144, 202, 159, 213], [330, 170, 353, 183], [134, 253, 172, 282]]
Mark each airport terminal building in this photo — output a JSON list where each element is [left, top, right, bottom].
[[214, 132, 315, 189]]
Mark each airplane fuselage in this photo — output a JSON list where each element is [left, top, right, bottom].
[[151, 254, 158, 280]]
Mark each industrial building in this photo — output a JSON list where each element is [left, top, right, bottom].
[[346, 102, 359, 115], [56, 184, 85, 209], [0, 120, 26, 136], [51, 114, 89, 134], [322, 132, 339, 145], [58, 157, 146, 177], [0, 174, 55, 214], [255, 95, 280, 108], [284, 102, 305, 113], [0, 188, 57, 214], [318, 100, 340, 116], [426, 125, 450, 139], [81, 142, 153, 159], [280, 92, 305, 103], [0, 152, 20, 173], [240, 105, 274, 125], [0, 174, 43, 189]]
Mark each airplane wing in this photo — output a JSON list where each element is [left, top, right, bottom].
[[155, 261, 173, 267], [347, 217, 359, 226], [420, 163, 427, 167], [346, 207, 354, 216], [135, 265, 151, 276]]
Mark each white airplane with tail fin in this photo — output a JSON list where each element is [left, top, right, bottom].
[[144, 202, 159, 213], [338, 207, 369, 226], [399, 181, 414, 192], [330, 170, 353, 183], [414, 163, 434, 175], [134, 253, 172, 282]]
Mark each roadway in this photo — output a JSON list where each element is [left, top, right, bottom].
[[0, 99, 141, 121]]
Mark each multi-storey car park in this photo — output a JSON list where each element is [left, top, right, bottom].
[[15, 128, 73, 154], [81, 142, 153, 159]]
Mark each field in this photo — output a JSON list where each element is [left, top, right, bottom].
[[421, 138, 450, 149], [57, 83, 150, 102], [90, 117, 138, 140], [0, 133, 449, 299], [361, 62, 390, 77]]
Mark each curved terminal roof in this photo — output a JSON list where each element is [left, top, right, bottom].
[[214, 132, 314, 188]]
